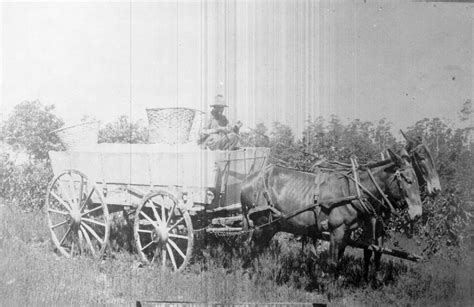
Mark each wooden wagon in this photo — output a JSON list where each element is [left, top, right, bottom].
[[46, 144, 270, 271]]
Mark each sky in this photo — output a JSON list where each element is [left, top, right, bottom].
[[1, 0, 473, 138]]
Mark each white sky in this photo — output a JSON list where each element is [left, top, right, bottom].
[[1, 0, 473, 137]]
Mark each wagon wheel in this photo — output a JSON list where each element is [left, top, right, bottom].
[[134, 190, 194, 272], [45, 170, 110, 258]]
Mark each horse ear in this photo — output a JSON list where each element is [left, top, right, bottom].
[[399, 148, 410, 160], [387, 148, 403, 166], [400, 130, 417, 147]]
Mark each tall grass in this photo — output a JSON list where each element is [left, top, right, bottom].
[[0, 202, 472, 305]]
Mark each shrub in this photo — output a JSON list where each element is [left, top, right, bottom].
[[1, 160, 53, 211]]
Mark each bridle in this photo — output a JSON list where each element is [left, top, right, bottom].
[[341, 159, 417, 218], [392, 166, 415, 200]]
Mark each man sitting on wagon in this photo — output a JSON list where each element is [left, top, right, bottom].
[[198, 95, 242, 150]]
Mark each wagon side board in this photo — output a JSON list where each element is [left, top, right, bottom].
[[48, 147, 270, 208]]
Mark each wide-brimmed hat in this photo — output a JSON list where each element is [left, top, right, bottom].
[[210, 94, 228, 108]]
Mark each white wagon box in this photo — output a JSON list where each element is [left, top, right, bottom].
[[50, 145, 268, 189], [46, 144, 270, 270]]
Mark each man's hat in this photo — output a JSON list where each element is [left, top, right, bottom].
[[210, 94, 228, 108]]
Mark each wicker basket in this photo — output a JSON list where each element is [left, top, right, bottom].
[[146, 108, 198, 144], [51, 121, 99, 151], [188, 110, 205, 143]]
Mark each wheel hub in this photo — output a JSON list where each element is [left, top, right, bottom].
[[69, 209, 82, 228], [152, 226, 169, 245]]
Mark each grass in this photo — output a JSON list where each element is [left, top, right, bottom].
[[1, 201, 473, 306]]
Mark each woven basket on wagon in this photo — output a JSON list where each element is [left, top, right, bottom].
[[51, 121, 100, 151], [146, 108, 203, 144]]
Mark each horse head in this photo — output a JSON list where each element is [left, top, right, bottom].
[[401, 130, 441, 196], [386, 149, 423, 221]]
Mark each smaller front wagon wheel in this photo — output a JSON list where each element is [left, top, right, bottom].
[[134, 190, 194, 272]]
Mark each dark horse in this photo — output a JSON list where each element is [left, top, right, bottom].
[[362, 132, 441, 281], [401, 130, 441, 196], [240, 149, 422, 276]]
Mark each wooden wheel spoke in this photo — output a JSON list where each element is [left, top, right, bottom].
[[168, 217, 185, 232], [151, 250, 158, 264], [70, 240, 75, 256], [161, 199, 166, 227], [82, 217, 106, 228], [48, 208, 69, 216], [80, 187, 96, 213], [58, 181, 75, 208], [168, 239, 186, 260], [168, 233, 188, 240], [81, 222, 103, 245], [50, 191, 71, 212], [67, 173, 78, 207], [161, 246, 166, 268], [51, 219, 68, 229], [166, 203, 176, 225], [138, 229, 153, 234], [80, 225, 96, 256], [78, 176, 84, 208], [59, 226, 72, 246], [166, 243, 178, 271], [78, 229, 84, 254], [139, 210, 158, 227], [150, 201, 163, 226], [140, 240, 154, 252], [82, 204, 102, 217]]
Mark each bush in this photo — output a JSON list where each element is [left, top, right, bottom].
[[1, 160, 53, 211], [98, 115, 149, 144], [416, 193, 471, 259]]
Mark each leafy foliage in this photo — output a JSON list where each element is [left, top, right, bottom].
[[1, 101, 64, 160], [239, 123, 271, 148], [98, 115, 149, 144], [418, 194, 471, 258], [1, 159, 53, 211]]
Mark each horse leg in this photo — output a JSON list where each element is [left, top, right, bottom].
[[363, 248, 373, 282], [370, 217, 377, 244], [328, 224, 346, 278], [372, 236, 384, 287]]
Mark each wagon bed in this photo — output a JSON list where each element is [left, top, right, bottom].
[[45, 145, 270, 271]]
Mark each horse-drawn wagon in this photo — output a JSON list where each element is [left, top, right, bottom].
[[46, 143, 270, 271], [45, 112, 436, 274]]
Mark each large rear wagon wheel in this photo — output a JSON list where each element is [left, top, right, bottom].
[[134, 190, 194, 272], [45, 170, 110, 258]]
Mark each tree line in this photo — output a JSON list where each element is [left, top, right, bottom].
[[1, 100, 472, 258]]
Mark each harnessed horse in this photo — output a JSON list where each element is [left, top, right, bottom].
[[401, 130, 441, 197], [362, 133, 441, 281], [240, 149, 422, 276]]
